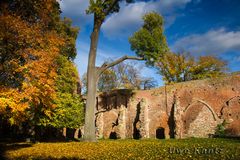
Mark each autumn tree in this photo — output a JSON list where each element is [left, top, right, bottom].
[[84, 1, 168, 141], [156, 52, 194, 84], [0, 0, 82, 137], [156, 52, 227, 84], [191, 55, 227, 80], [0, 0, 64, 125]]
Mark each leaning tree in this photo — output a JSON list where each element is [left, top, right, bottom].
[[84, 0, 168, 141]]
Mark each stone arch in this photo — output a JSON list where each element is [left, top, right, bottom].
[[220, 96, 240, 114], [184, 99, 218, 121], [220, 96, 240, 120], [226, 96, 240, 103], [182, 99, 218, 138]]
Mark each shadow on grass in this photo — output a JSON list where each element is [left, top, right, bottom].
[[214, 137, 240, 143], [0, 143, 32, 160], [7, 156, 85, 160], [38, 137, 83, 143], [0, 138, 83, 160]]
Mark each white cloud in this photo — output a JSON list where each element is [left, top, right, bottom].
[[74, 40, 89, 77], [236, 56, 240, 62], [102, 2, 146, 38], [58, 0, 198, 39], [74, 39, 162, 84], [102, 0, 193, 39], [172, 28, 240, 55], [58, 0, 92, 28], [74, 39, 129, 76]]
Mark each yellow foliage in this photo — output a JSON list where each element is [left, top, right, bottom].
[[0, 7, 64, 124]]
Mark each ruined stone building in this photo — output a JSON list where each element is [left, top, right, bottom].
[[95, 75, 240, 139]]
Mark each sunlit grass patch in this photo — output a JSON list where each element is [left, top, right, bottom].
[[2, 138, 240, 160]]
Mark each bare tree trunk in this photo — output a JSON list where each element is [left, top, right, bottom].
[[83, 15, 143, 142], [84, 19, 101, 142]]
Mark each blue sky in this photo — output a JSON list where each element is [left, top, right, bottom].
[[59, 0, 240, 86]]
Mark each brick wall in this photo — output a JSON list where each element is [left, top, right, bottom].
[[95, 75, 240, 139]]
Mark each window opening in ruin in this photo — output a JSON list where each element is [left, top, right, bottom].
[[156, 127, 165, 139], [109, 131, 117, 139]]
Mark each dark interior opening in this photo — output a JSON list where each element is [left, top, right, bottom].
[[109, 131, 117, 139], [168, 102, 176, 138], [133, 102, 141, 139], [156, 127, 165, 139]]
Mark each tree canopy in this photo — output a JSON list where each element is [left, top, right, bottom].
[[156, 52, 227, 84], [129, 12, 169, 65], [82, 61, 157, 93], [0, 0, 83, 130]]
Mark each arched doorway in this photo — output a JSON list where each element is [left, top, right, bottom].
[[183, 100, 217, 137], [109, 131, 117, 139]]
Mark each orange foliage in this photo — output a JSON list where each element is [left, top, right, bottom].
[[0, 8, 64, 124]]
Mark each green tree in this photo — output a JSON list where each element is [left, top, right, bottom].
[[52, 93, 83, 129], [36, 15, 81, 132], [129, 12, 169, 65], [58, 17, 79, 60], [40, 18, 83, 128]]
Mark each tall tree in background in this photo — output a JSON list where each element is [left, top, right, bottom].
[[97, 69, 117, 92], [84, 1, 169, 141], [141, 77, 158, 90], [82, 61, 157, 93], [101, 62, 157, 91], [97, 61, 144, 92]]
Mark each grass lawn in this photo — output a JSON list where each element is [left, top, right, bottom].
[[1, 138, 240, 160]]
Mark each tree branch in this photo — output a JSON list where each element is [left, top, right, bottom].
[[97, 55, 144, 76], [104, 0, 119, 15]]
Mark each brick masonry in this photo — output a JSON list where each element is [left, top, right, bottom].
[[95, 75, 240, 139]]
